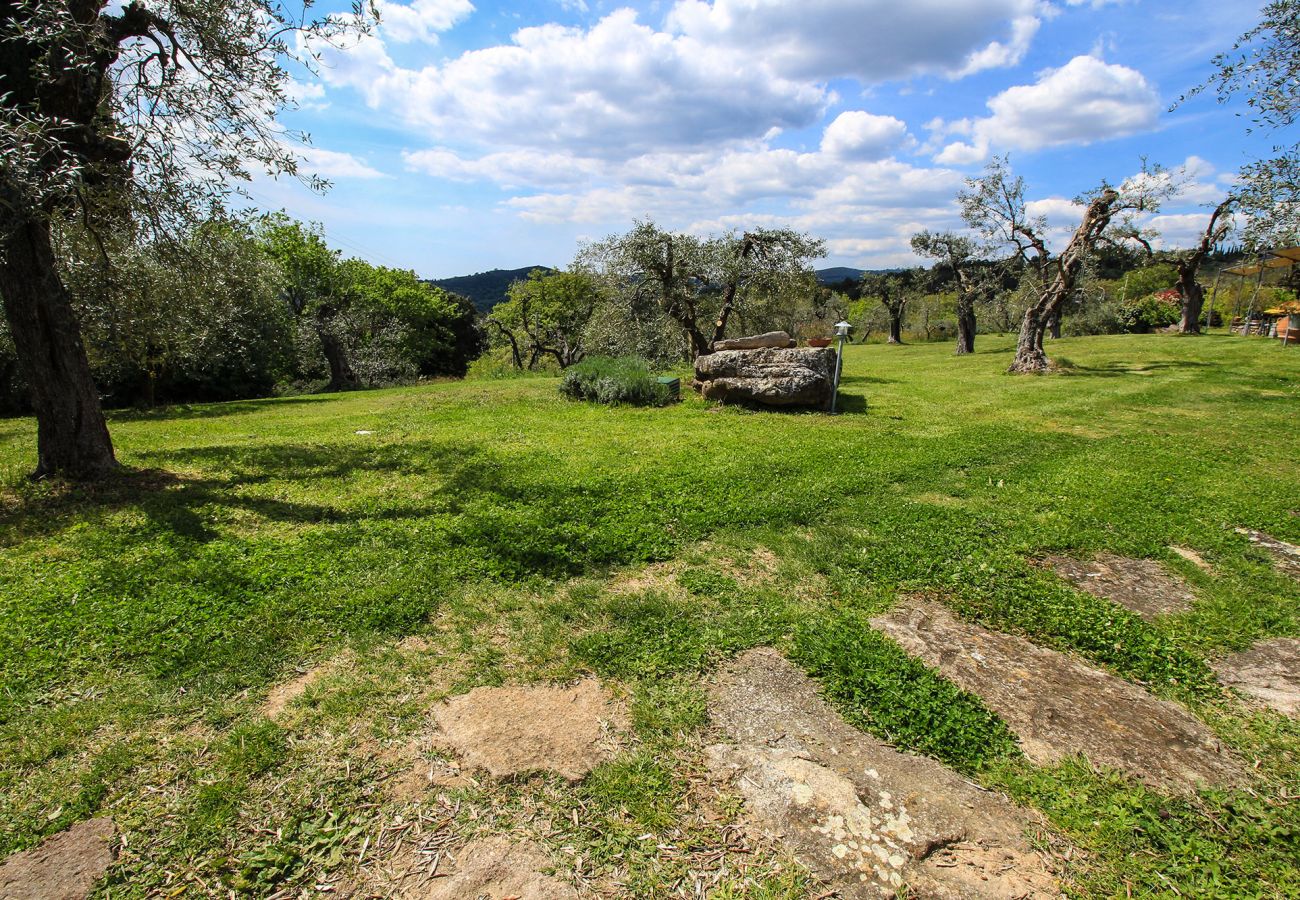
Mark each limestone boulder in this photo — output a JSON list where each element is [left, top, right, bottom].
[[695, 346, 836, 408]]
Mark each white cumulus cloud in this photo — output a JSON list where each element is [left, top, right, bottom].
[[374, 0, 473, 44], [667, 0, 1041, 81], [316, 9, 827, 157], [935, 55, 1160, 163], [294, 145, 386, 180], [820, 111, 911, 159]]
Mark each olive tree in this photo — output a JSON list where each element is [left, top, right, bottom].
[[910, 230, 1001, 354], [63, 218, 289, 406], [1173, 199, 1236, 334], [582, 220, 824, 360], [0, 0, 363, 478], [959, 157, 1173, 373], [257, 215, 358, 392], [488, 268, 605, 369], [860, 271, 914, 344]]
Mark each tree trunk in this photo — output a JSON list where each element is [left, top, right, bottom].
[[488, 319, 523, 369], [711, 281, 739, 346], [1009, 191, 1120, 374], [1178, 279, 1205, 334], [1048, 313, 1061, 340], [686, 325, 713, 358], [1010, 279, 1064, 373], [315, 312, 358, 391], [1176, 199, 1233, 335], [0, 215, 118, 479], [887, 308, 903, 344], [1009, 307, 1052, 373], [955, 303, 976, 354]]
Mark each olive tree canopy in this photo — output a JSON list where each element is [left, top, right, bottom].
[[1183, 0, 1299, 246], [0, 0, 365, 478]]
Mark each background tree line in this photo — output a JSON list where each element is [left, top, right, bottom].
[[476, 208, 1296, 378], [0, 213, 483, 415]]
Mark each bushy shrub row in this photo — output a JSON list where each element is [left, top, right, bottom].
[[1118, 290, 1181, 333], [559, 355, 674, 406]]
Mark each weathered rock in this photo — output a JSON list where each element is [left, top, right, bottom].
[[0, 818, 116, 900], [710, 331, 796, 351], [1169, 545, 1212, 572], [1213, 638, 1300, 715], [1046, 553, 1196, 620], [1236, 528, 1300, 581], [425, 837, 578, 900], [352, 835, 577, 900], [871, 598, 1245, 794], [707, 648, 1060, 899], [432, 679, 626, 782], [694, 346, 836, 408]]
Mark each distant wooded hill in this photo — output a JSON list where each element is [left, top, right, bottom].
[[815, 267, 867, 284], [429, 265, 875, 313], [427, 266, 554, 313]]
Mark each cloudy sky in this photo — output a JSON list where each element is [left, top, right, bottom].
[[253, 0, 1271, 277]]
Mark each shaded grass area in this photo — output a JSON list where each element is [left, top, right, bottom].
[[1, 333, 1298, 896]]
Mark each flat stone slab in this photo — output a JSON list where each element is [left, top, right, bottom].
[[425, 837, 578, 899], [707, 648, 1060, 899], [1046, 553, 1195, 619], [1169, 546, 1212, 572], [433, 679, 626, 782], [871, 599, 1244, 794], [0, 818, 116, 900], [1236, 528, 1300, 581], [1213, 638, 1300, 715], [711, 330, 795, 351]]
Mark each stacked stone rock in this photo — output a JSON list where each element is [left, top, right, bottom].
[[693, 331, 836, 409]]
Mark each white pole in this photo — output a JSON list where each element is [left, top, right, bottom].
[[831, 334, 845, 413]]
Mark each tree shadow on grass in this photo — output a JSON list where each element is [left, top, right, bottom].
[[834, 394, 870, 414], [1, 440, 481, 545], [839, 374, 898, 385], [0, 436, 776, 579], [1057, 360, 1218, 378], [107, 395, 334, 423]]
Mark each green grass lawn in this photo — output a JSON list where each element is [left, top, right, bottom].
[[2, 333, 1298, 897]]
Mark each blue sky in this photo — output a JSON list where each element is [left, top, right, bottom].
[[248, 0, 1273, 278]]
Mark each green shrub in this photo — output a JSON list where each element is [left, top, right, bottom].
[[1118, 291, 1180, 333], [1063, 299, 1125, 336], [559, 355, 672, 406]]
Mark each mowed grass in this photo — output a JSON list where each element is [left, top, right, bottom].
[[1, 332, 1298, 897]]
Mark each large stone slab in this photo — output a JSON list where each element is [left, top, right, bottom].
[[425, 837, 578, 900], [707, 648, 1059, 899], [1046, 553, 1195, 620], [711, 330, 796, 351], [432, 679, 626, 782], [1236, 528, 1300, 581], [0, 819, 116, 900], [1213, 638, 1300, 715], [694, 346, 836, 408], [871, 598, 1244, 794]]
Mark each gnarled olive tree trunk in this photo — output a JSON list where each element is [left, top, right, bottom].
[[1009, 193, 1120, 373], [314, 309, 359, 391], [1176, 199, 1235, 335], [954, 301, 976, 354], [0, 213, 117, 478]]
